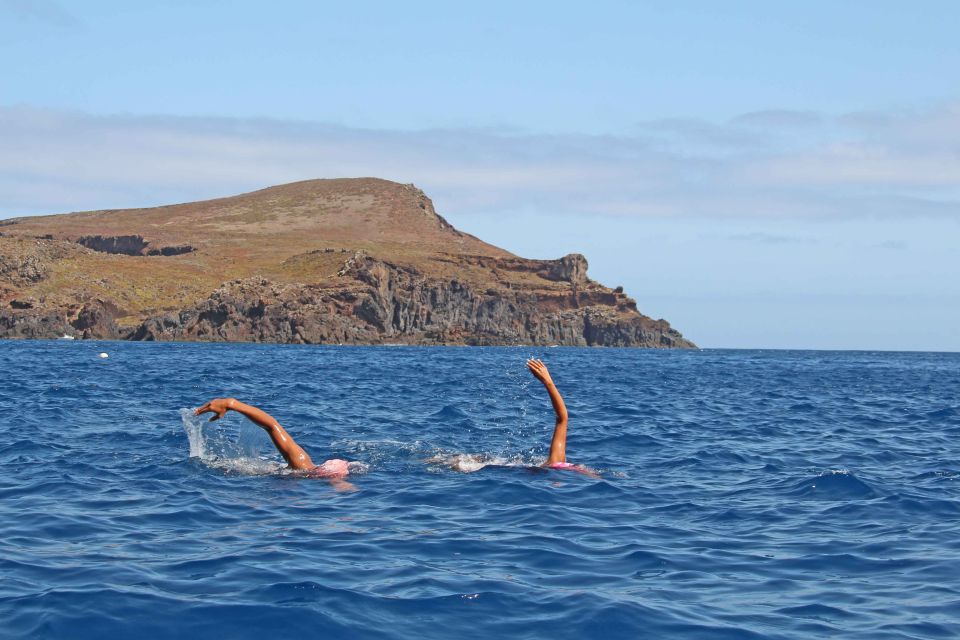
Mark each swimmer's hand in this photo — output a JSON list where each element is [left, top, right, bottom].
[[195, 398, 236, 422], [526, 358, 555, 386]]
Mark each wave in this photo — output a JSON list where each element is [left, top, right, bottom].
[[924, 406, 957, 419], [428, 404, 471, 420], [774, 603, 858, 620], [786, 469, 879, 500]]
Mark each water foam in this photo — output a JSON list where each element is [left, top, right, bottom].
[[424, 451, 543, 473]]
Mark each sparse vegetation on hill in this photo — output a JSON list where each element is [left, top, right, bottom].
[[0, 178, 694, 347]]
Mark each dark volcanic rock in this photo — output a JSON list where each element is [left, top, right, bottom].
[[77, 234, 150, 255], [146, 244, 194, 256], [0, 299, 122, 340], [0, 308, 72, 339], [72, 301, 122, 339], [76, 234, 194, 256], [129, 256, 694, 347]]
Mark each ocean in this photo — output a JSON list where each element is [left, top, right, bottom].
[[1, 342, 958, 639]]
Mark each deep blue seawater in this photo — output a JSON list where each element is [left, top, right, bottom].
[[2, 342, 959, 639]]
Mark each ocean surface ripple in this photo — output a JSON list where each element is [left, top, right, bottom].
[[1, 343, 959, 639]]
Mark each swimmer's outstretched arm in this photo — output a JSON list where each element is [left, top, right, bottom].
[[526, 359, 568, 465], [195, 398, 315, 470]]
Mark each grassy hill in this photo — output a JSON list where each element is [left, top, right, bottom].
[[0, 178, 695, 347]]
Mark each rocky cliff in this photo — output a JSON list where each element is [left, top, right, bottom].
[[0, 178, 695, 347]]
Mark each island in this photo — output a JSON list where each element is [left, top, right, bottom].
[[0, 178, 695, 347]]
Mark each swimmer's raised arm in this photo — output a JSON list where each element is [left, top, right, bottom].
[[195, 398, 315, 470], [526, 359, 568, 465], [196, 398, 275, 429]]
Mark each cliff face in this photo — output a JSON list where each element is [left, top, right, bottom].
[[0, 179, 695, 347], [128, 254, 690, 346]]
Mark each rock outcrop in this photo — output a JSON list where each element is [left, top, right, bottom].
[[0, 299, 120, 340], [0, 238, 84, 286], [128, 255, 691, 346], [76, 234, 194, 256]]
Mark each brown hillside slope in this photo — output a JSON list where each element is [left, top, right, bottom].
[[0, 178, 695, 347]]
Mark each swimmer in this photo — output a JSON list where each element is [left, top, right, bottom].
[[526, 358, 599, 477], [194, 398, 357, 490], [428, 360, 598, 477]]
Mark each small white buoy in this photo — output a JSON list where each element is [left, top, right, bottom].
[[99, 352, 109, 359]]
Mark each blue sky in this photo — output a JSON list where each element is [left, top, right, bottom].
[[1, 0, 958, 349]]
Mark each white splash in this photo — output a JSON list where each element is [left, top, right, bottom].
[[179, 408, 285, 476], [347, 461, 371, 475], [180, 408, 207, 458], [424, 451, 542, 473]]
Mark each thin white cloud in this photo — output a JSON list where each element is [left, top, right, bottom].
[[726, 232, 818, 245], [1, 0, 78, 27], [873, 240, 908, 250], [732, 109, 825, 128], [0, 103, 958, 219]]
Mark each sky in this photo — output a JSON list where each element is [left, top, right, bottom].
[[1, 0, 958, 350]]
